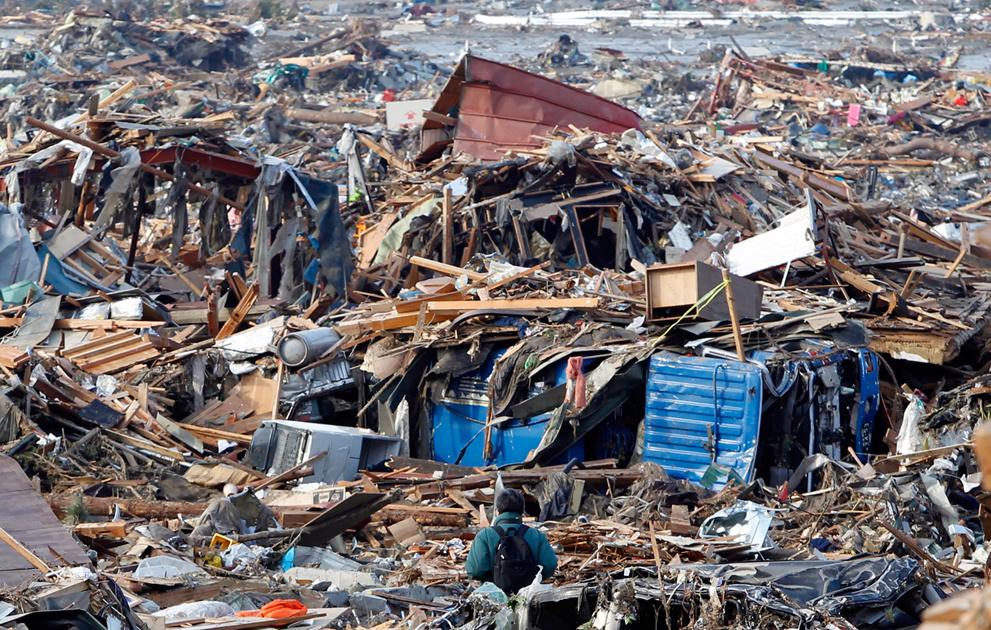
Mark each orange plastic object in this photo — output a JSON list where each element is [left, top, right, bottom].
[[235, 599, 308, 619]]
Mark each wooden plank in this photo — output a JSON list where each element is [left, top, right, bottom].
[[225, 270, 244, 300], [70, 336, 159, 373], [181, 395, 253, 427], [226, 274, 248, 300], [105, 429, 185, 462], [206, 291, 220, 336], [426, 298, 599, 313], [178, 423, 252, 446], [252, 452, 327, 491], [62, 331, 135, 356], [485, 261, 551, 292], [81, 348, 159, 375], [383, 504, 470, 515], [393, 289, 466, 314], [216, 283, 260, 340], [155, 414, 204, 454], [444, 489, 479, 523], [0, 345, 28, 369], [901, 239, 991, 269], [73, 522, 127, 539], [0, 526, 51, 572], [754, 151, 850, 200], [66, 334, 149, 362], [409, 256, 486, 281], [895, 214, 958, 251], [334, 311, 452, 336], [168, 301, 280, 326], [442, 187, 453, 265], [70, 79, 137, 124], [355, 133, 405, 172], [0, 319, 171, 330], [108, 54, 151, 70]]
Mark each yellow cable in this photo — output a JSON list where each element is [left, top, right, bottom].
[[649, 279, 730, 349]]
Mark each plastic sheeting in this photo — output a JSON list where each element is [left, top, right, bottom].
[[294, 172, 353, 299], [528, 557, 933, 630], [0, 203, 41, 290], [674, 557, 930, 622]]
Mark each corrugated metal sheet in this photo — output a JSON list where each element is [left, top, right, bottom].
[[421, 55, 642, 161], [643, 353, 762, 485], [430, 347, 583, 467], [0, 455, 91, 587]]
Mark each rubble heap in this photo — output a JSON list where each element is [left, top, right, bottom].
[[2, 5, 991, 630]]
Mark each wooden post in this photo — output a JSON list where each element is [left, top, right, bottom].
[[272, 359, 285, 419], [944, 247, 968, 279], [944, 223, 969, 279], [649, 521, 663, 576], [482, 412, 494, 463], [722, 268, 746, 362], [39, 253, 51, 289], [442, 187, 453, 265]]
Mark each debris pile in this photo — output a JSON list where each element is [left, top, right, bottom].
[[3, 4, 991, 629]]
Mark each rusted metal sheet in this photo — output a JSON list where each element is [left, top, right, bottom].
[[20, 146, 261, 185], [140, 146, 261, 180], [421, 55, 642, 161], [0, 454, 91, 587]]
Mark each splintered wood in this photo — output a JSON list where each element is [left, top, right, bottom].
[[61, 331, 160, 375]]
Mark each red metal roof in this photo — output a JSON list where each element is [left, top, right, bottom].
[[421, 55, 642, 161]]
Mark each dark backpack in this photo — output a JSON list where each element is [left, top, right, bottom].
[[492, 524, 540, 594]]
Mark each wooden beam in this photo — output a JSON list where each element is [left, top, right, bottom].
[[485, 261, 550, 292], [251, 451, 327, 491], [721, 268, 746, 361], [422, 110, 457, 126], [409, 256, 487, 281], [216, 283, 260, 340], [105, 428, 185, 462], [334, 310, 458, 337], [0, 526, 52, 572], [426, 298, 599, 314], [287, 108, 378, 126], [901, 238, 991, 269], [50, 495, 209, 520], [442, 187, 453, 265], [70, 79, 137, 124], [177, 423, 252, 447]]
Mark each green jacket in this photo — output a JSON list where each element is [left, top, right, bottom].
[[465, 512, 557, 582]]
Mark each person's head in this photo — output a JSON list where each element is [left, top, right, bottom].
[[495, 489, 525, 515], [223, 483, 239, 497]]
